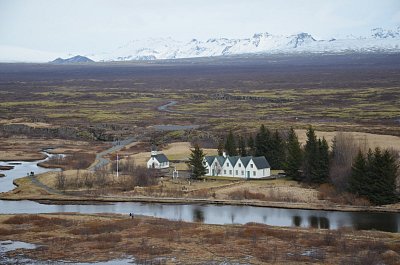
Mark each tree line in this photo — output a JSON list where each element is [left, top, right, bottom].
[[213, 125, 399, 205]]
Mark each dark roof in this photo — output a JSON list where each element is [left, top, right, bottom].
[[240, 156, 253, 167], [227, 156, 240, 166], [252, 156, 270, 169], [215, 156, 226, 166], [154, 154, 169, 163], [204, 156, 215, 166]]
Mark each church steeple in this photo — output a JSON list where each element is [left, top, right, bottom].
[[151, 145, 158, 157]]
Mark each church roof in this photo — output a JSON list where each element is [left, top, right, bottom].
[[153, 154, 169, 163]]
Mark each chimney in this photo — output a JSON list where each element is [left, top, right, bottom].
[[222, 151, 227, 158]]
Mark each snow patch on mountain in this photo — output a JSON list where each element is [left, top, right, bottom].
[[1, 27, 399, 63], [90, 28, 400, 62]]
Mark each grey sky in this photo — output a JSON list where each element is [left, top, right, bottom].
[[1, 0, 399, 53]]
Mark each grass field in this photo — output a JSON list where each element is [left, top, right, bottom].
[[0, 54, 399, 140], [1, 213, 399, 264]]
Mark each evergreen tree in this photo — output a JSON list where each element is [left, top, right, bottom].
[[284, 128, 303, 181], [349, 148, 399, 205], [316, 137, 330, 183], [349, 150, 366, 195], [270, 130, 285, 169], [217, 138, 224, 156], [247, 135, 255, 156], [255, 124, 271, 157], [224, 131, 237, 156], [238, 135, 247, 157], [188, 144, 207, 179], [368, 148, 398, 205], [303, 126, 319, 183]]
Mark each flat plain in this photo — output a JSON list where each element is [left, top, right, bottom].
[[0, 53, 399, 138]]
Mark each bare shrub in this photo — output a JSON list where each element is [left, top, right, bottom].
[[56, 170, 66, 190], [330, 132, 363, 191], [69, 219, 133, 236], [45, 152, 95, 170], [228, 189, 266, 200]]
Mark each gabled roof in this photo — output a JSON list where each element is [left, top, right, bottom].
[[240, 156, 253, 167], [215, 156, 226, 166], [252, 156, 270, 169], [204, 156, 215, 166], [227, 156, 240, 167], [153, 154, 169, 163]]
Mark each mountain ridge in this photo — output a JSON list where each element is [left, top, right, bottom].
[[1, 27, 399, 63], [88, 27, 400, 62]]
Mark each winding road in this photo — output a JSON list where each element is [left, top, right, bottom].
[[88, 137, 136, 171]]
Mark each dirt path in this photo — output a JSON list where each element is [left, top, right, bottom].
[[88, 137, 136, 171], [26, 137, 137, 196]]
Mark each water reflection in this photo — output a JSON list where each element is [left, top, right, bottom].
[[293, 216, 302, 227], [309, 216, 330, 229], [1, 157, 400, 233], [0, 152, 61, 193], [193, 208, 205, 222]]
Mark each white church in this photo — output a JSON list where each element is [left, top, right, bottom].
[[204, 152, 271, 179], [147, 146, 170, 169]]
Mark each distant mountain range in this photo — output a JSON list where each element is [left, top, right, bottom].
[[0, 27, 399, 63]]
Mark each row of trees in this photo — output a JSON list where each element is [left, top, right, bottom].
[[212, 125, 399, 205], [350, 148, 398, 205], [221, 125, 286, 169], [219, 125, 330, 183]]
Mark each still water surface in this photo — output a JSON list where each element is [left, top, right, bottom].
[[0, 156, 399, 232]]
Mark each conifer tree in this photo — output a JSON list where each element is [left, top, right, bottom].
[[284, 128, 303, 180], [224, 131, 237, 156], [270, 130, 285, 169], [217, 138, 224, 156], [316, 137, 330, 183], [349, 148, 399, 205], [247, 135, 255, 156], [303, 126, 319, 183], [255, 124, 271, 157], [349, 150, 366, 195], [238, 135, 247, 157], [188, 144, 207, 179]]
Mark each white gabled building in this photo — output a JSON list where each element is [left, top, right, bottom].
[[204, 153, 271, 179], [147, 146, 170, 169]]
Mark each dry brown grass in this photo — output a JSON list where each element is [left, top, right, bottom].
[[296, 130, 400, 150], [0, 213, 399, 264], [0, 137, 106, 161]]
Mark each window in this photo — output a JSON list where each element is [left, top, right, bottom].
[[224, 170, 226, 175], [241, 170, 244, 175], [253, 171, 256, 176], [239, 163, 241, 167], [250, 164, 253, 168], [235, 170, 238, 175], [227, 162, 230, 167], [229, 170, 232, 175]]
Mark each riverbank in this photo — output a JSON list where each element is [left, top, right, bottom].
[[0, 213, 399, 264], [2, 175, 399, 214]]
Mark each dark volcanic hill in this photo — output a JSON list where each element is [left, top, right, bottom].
[[51, 55, 94, 64]]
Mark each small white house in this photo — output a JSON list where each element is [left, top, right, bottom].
[[147, 147, 169, 169], [204, 152, 270, 179]]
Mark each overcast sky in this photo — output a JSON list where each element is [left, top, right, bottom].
[[1, 0, 399, 53]]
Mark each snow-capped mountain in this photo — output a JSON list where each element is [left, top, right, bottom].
[[89, 28, 400, 62], [1, 27, 399, 63]]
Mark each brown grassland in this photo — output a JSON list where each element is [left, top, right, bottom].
[[1, 213, 400, 264], [1, 54, 400, 264]]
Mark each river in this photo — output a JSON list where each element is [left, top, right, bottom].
[[1, 155, 400, 232]]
